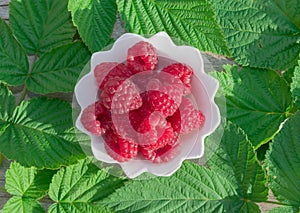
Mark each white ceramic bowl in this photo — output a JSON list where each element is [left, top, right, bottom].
[[75, 32, 220, 178]]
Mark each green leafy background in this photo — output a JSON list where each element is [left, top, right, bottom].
[[0, 0, 300, 212], [210, 0, 300, 70]]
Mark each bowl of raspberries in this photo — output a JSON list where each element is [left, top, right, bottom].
[[75, 32, 220, 178]]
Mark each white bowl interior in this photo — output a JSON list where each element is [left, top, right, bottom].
[[75, 32, 220, 178]]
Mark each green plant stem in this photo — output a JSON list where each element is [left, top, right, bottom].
[[0, 187, 6, 192], [0, 153, 3, 167]]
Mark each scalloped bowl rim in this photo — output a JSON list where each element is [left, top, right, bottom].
[[75, 32, 220, 178]]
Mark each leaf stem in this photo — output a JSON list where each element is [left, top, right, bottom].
[[0, 153, 3, 167], [0, 187, 6, 192]]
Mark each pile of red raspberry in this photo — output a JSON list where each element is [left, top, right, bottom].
[[81, 41, 205, 163]]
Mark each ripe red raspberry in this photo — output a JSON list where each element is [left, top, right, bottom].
[[80, 100, 111, 135], [147, 78, 184, 117], [100, 77, 142, 114], [168, 97, 205, 134], [128, 94, 153, 131], [161, 63, 194, 95], [131, 71, 158, 91], [104, 130, 138, 162], [138, 112, 174, 151], [137, 112, 166, 145], [166, 111, 180, 145], [112, 92, 153, 141], [111, 113, 137, 141], [141, 142, 179, 163], [127, 41, 158, 73], [169, 131, 180, 145], [94, 62, 132, 89]]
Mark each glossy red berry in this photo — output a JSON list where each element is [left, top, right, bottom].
[[100, 77, 142, 114], [127, 41, 158, 73], [161, 63, 194, 95], [168, 97, 205, 134], [80, 100, 111, 135], [104, 130, 138, 162], [94, 62, 132, 89]]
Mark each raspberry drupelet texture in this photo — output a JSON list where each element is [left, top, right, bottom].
[[127, 41, 158, 73], [111, 92, 153, 142], [128, 94, 153, 131], [104, 130, 138, 162], [161, 63, 194, 95], [146, 122, 174, 151], [94, 62, 133, 89], [167, 111, 181, 145], [80, 100, 111, 135], [146, 77, 184, 117], [141, 142, 179, 163], [81, 41, 206, 164], [131, 71, 158, 91], [138, 113, 174, 150], [100, 77, 142, 114], [168, 97, 205, 134]]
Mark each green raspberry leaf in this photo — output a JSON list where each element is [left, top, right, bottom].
[[5, 162, 55, 199], [210, 0, 300, 70], [117, 0, 230, 56], [9, 0, 76, 55], [0, 153, 3, 167], [48, 204, 110, 213], [0, 97, 85, 168], [0, 19, 28, 87], [2, 197, 44, 213], [212, 65, 292, 148], [27, 41, 90, 94], [68, 0, 117, 53], [101, 162, 255, 212], [0, 84, 16, 128], [283, 67, 296, 86], [266, 111, 300, 208], [239, 203, 261, 212], [206, 122, 268, 203], [268, 206, 299, 213], [291, 60, 300, 108], [48, 159, 124, 213]]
